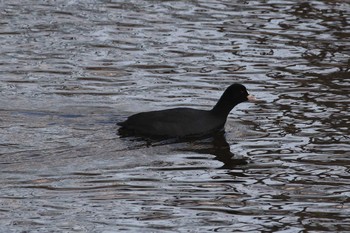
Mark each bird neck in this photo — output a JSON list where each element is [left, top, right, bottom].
[[210, 98, 239, 117]]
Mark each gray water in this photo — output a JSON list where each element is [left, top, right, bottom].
[[1, 0, 349, 232]]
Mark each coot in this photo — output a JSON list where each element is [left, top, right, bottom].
[[118, 83, 255, 138]]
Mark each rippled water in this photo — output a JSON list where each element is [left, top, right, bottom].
[[1, 0, 349, 232]]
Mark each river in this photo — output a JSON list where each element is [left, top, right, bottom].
[[1, 0, 349, 232]]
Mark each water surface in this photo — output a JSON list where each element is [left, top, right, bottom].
[[1, 0, 349, 232]]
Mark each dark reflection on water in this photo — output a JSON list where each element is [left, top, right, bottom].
[[1, 0, 350, 232]]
